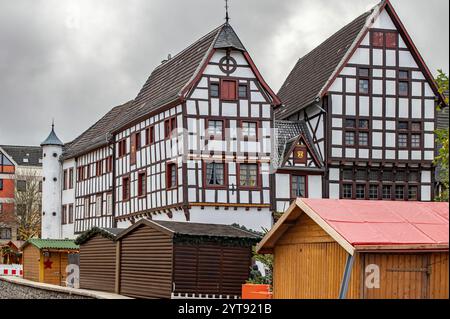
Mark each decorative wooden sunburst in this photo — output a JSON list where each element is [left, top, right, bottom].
[[219, 55, 237, 75]]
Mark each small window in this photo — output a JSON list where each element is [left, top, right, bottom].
[[68, 204, 74, 224], [369, 185, 379, 200], [395, 185, 405, 200], [238, 84, 248, 99], [138, 172, 146, 197], [411, 122, 421, 131], [95, 195, 102, 217], [165, 118, 177, 139], [359, 120, 369, 129], [399, 81, 409, 96], [345, 119, 356, 128], [398, 122, 409, 130], [382, 171, 393, 182], [122, 177, 130, 201], [356, 185, 366, 199], [135, 132, 141, 151], [343, 169, 353, 180], [291, 175, 307, 198], [206, 162, 225, 186], [118, 140, 127, 157], [167, 164, 177, 189], [345, 132, 355, 146], [369, 170, 379, 181], [396, 171, 406, 182], [356, 169, 367, 181], [358, 68, 370, 77], [96, 161, 103, 177], [408, 186, 418, 201], [343, 184, 353, 199], [359, 132, 369, 146], [382, 185, 392, 199], [220, 80, 237, 100], [207, 120, 224, 138], [239, 164, 258, 188], [359, 79, 370, 94], [61, 205, 67, 225], [411, 134, 421, 148], [210, 83, 220, 98], [385, 32, 397, 48], [242, 122, 257, 139], [146, 126, 155, 145], [84, 197, 90, 218], [69, 168, 74, 189], [106, 194, 113, 216], [409, 171, 419, 182], [372, 31, 384, 47], [399, 70, 409, 80], [398, 134, 408, 148]]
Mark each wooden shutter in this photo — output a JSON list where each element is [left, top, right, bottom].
[[221, 80, 237, 100], [372, 31, 384, 47], [130, 133, 137, 165], [386, 32, 397, 48]]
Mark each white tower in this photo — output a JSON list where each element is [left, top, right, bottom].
[[40, 123, 64, 239]]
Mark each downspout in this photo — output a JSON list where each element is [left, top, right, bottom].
[[107, 133, 117, 228], [339, 254, 355, 299]]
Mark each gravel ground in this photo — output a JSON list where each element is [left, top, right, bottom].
[[0, 280, 92, 299]]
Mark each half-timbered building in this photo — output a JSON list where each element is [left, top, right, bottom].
[[112, 23, 281, 231], [275, 0, 447, 208]]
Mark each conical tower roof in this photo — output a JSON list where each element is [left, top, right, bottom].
[[41, 124, 63, 147]]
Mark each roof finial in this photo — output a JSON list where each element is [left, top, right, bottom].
[[52, 118, 55, 131], [225, 0, 230, 24]]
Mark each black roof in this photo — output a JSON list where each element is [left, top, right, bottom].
[[41, 127, 64, 147], [153, 220, 261, 239], [117, 23, 247, 132], [276, 7, 374, 119], [63, 100, 134, 159], [0, 145, 42, 167], [75, 227, 125, 245]]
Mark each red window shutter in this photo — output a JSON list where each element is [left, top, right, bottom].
[[386, 32, 397, 48], [221, 80, 237, 100], [372, 31, 384, 47], [165, 120, 171, 138], [130, 133, 136, 165]]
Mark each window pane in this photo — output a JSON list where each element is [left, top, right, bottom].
[[383, 185, 392, 199], [343, 169, 353, 180], [411, 134, 421, 148], [411, 122, 421, 131], [345, 119, 356, 128], [408, 186, 418, 200], [399, 70, 409, 80], [240, 164, 258, 187], [206, 163, 225, 186], [359, 79, 370, 94], [399, 81, 409, 96], [208, 120, 223, 136], [382, 171, 393, 182], [345, 132, 355, 145], [356, 169, 367, 180], [398, 122, 409, 130], [409, 171, 419, 182], [343, 184, 353, 199], [359, 68, 370, 77], [242, 122, 257, 137], [356, 185, 366, 199], [292, 176, 306, 198], [369, 185, 379, 199], [359, 120, 369, 129], [359, 132, 369, 146], [210, 83, 219, 98], [238, 85, 248, 98], [395, 186, 405, 200], [398, 134, 408, 147]]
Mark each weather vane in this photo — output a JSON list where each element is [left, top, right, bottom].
[[225, 0, 230, 24]]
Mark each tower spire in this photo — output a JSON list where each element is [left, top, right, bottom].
[[225, 0, 230, 24]]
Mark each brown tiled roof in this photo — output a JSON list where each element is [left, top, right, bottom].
[[117, 23, 247, 132], [276, 10, 373, 119], [63, 100, 134, 159]]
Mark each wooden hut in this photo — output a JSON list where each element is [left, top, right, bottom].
[[21, 239, 79, 286], [257, 199, 449, 300], [1, 240, 23, 264], [115, 219, 260, 299], [75, 227, 124, 293]]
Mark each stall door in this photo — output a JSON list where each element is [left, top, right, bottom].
[[363, 254, 429, 299], [43, 252, 65, 286]]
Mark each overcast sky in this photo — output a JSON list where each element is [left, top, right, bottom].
[[0, 0, 448, 146]]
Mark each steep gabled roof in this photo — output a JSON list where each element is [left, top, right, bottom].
[[274, 120, 323, 168], [276, 0, 446, 119], [0, 145, 42, 167], [63, 100, 134, 159], [116, 23, 280, 132]]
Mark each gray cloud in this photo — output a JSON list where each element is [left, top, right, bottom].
[[0, 0, 448, 146]]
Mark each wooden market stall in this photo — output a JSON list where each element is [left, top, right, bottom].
[[1, 240, 23, 264], [75, 227, 124, 293], [21, 239, 79, 286], [257, 199, 449, 300], [115, 219, 260, 299]]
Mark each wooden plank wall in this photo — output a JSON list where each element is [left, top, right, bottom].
[[173, 243, 252, 296], [80, 235, 116, 293], [428, 252, 448, 299], [119, 225, 173, 299], [43, 252, 68, 286], [272, 213, 362, 299], [22, 245, 40, 282]]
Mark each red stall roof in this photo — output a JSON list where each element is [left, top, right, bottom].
[[258, 199, 449, 255]]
